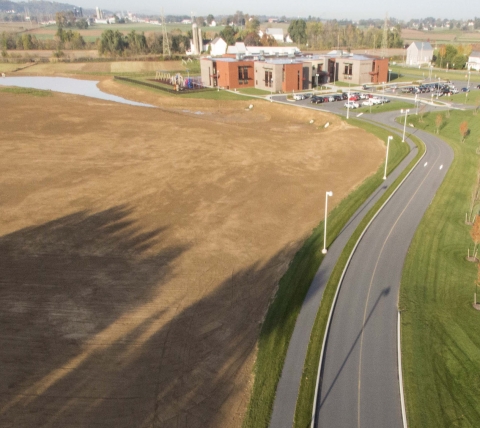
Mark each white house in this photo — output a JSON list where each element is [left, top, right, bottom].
[[406, 41, 433, 65], [266, 28, 284, 42], [209, 37, 227, 56], [467, 51, 480, 71]]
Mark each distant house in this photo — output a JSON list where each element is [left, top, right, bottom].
[[406, 41, 433, 65], [209, 37, 227, 56], [266, 28, 284, 42], [467, 51, 480, 71]]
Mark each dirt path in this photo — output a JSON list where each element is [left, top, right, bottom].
[[0, 81, 384, 427]]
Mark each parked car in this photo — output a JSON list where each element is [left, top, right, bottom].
[[311, 96, 323, 104], [322, 96, 330, 102], [371, 97, 382, 105], [344, 101, 359, 109], [362, 99, 375, 106], [328, 95, 335, 102], [461, 87, 470, 92], [379, 97, 390, 103], [333, 94, 342, 101], [341, 92, 348, 100], [293, 93, 305, 100]]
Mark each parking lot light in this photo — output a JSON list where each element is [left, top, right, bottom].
[[383, 136, 393, 180], [401, 109, 410, 142], [322, 191, 333, 254]]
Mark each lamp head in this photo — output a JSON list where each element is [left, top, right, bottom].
[[326, 191, 333, 197]]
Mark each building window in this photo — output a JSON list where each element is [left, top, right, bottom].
[[264, 70, 272, 87], [344, 63, 353, 76], [238, 66, 249, 84], [318, 64, 323, 72], [297, 70, 300, 90]]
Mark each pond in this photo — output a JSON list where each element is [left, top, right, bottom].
[[0, 76, 154, 108]]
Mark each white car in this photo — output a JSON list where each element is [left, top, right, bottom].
[[293, 93, 305, 101], [362, 99, 375, 106], [344, 101, 359, 109], [371, 97, 382, 105]]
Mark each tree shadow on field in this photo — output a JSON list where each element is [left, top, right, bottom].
[[0, 204, 299, 428], [0, 205, 187, 427]]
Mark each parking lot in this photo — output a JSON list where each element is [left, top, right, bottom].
[[274, 78, 480, 115]]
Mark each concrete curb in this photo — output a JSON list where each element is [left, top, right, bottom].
[[398, 311, 408, 428]]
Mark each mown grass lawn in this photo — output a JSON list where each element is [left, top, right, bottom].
[[400, 109, 480, 427]]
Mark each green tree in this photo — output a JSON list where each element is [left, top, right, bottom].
[[220, 25, 237, 46], [288, 19, 307, 44], [246, 18, 260, 33], [21, 33, 34, 50], [98, 29, 126, 56], [206, 14, 215, 25]]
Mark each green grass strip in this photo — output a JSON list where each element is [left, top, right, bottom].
[[243, 120, 410, 428], [294, 131, 424, 428], [399, 110, 480, 427], [0, 86, 52, 96]]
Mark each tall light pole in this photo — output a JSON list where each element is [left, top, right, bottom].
[[322, 191, 333, 254], [270, 78, 274, 102], [388, 69, 392, 83], [401, 109, 410, 142], [383, 136, 393, 180], [346, 84, 351, 119]]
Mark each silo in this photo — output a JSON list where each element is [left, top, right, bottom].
[[197, 26, 203, 53], [192, 23, 199, 55]]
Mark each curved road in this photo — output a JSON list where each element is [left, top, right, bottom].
[[315, 112, 453, 427], [269, 96, 455, 427]]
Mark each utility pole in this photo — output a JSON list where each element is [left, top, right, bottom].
[[161, 8, 171, 57], [381, 13, 388, 59]]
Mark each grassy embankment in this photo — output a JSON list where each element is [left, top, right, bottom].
[[243, 119, 411, 428], [0, 87, 52, 96], [398, 110, 480, 427]]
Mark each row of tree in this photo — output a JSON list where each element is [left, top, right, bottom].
[[98, 30, 190, 56], [289, 19, 404, 49]]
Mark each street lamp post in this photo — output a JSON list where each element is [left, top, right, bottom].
[[322, 191, 333, 254], [270, 78, 274, 102], [401, 109, 410, 142], [437, 77, 441, 99], [346, 85, 351, 119], [383, 136, 393, 180], [388, 69, 392, 83]]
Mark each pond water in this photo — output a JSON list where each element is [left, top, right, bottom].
[[0, 76, 154, 108]]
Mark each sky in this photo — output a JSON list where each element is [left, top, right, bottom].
[[77, 0, 478, 21]]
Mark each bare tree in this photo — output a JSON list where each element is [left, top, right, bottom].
[[435, 113, 443, 134], [460, 121, 469, 143]]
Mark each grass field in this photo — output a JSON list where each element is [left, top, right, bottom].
[[399, 110, 480, 427], [242, 120, 410, 428], [356, 100, 414, 114]]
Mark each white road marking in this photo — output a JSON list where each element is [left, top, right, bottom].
[[357, 113, 363, 117], [440, 164, 443, 170], [424, 162, 428, 167]]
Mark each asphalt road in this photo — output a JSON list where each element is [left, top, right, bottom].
[[269, 119, 418, 428], [269, 95, 454, 427], [316, 113, 453, 427]]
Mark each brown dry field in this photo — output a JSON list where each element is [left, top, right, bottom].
[[0, 78, 384, 427]]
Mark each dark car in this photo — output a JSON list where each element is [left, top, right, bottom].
[[476, 84, 480, 89], [311, 96, 323, 104], [341, 92, 348, 100], [461, 87, 470, 92], [333, 94, 342, 101]]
